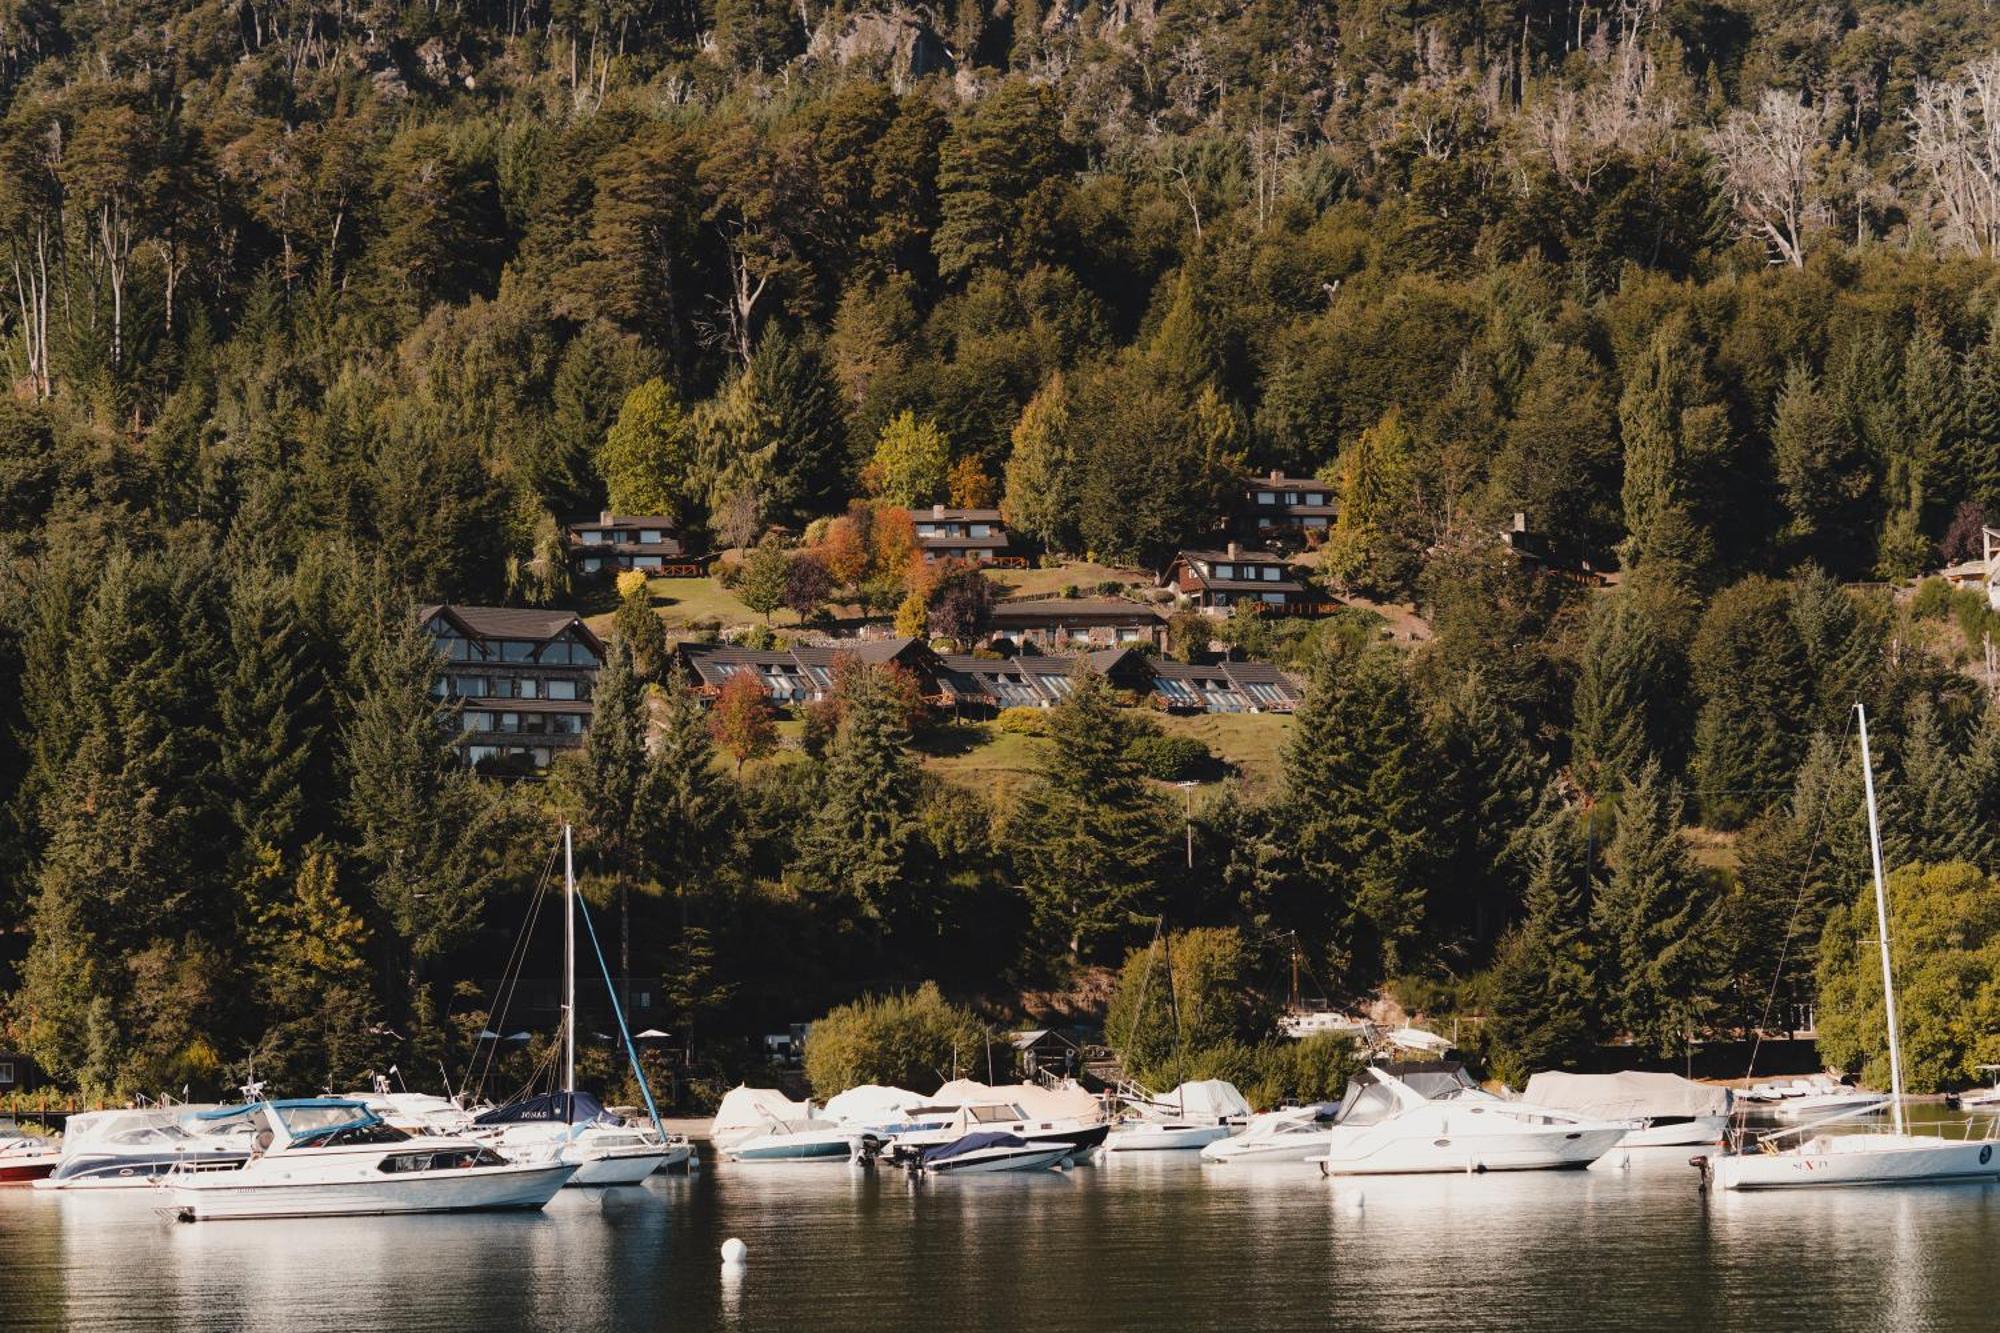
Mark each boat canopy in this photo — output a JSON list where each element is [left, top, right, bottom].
[[930, 1079, 1102, 1122], [823, 1085, 926, 1126], [1519, 1071, 1731, 1121], [473, 1091, 618, 1127], [1159, 1080, 1250, 1121], [920, 1131, 1028, 1166], [709, 1086, 816, 1141]]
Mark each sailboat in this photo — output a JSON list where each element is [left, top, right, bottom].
[[1700, 704, 2000, 1190], [473, 826, 687, 1185]]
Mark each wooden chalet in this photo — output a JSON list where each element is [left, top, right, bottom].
[[1241, 470, 1337, 539], [987, 597, 1168, 651], [1498, 512, 1608, 586], [567, 512, 711, 577], [914, 505, 1025, 568], [1146, 659, 1304, 714], [677, 637, 943, 709], [1162, 543, 1328, 616], [420, 604, 605, 776], [0, 1050, 45, 1095]]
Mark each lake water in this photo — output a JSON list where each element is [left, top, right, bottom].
[[4, 1134, 1997, 1331]]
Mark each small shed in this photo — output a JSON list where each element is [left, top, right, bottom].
[[0, 1050, 45, 1096], [1011, 1029, 1079, 1081]]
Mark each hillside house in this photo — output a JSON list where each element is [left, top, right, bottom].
[[914, 505, 1024, 567], [677, 637, 942, 708], [1163, 544, 1323, 616], [987, 597, 1168, 651], [567, 512, 710, 577], [421, 605, 603, 775], [1240, 471, 1337, 540]]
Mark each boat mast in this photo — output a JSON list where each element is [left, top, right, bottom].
[[1854, 704, 1907, 1136], [563, 823, 576, 1098]]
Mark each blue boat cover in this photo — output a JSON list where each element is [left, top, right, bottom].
[[473, 1091, 619, 1126], [920, 1131, 1029, 1166]]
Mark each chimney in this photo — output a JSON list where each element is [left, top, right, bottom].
[[1512, 512, 1528, 533], [933, 503, 946, 518], [1269, 469, 1282, 483], [1226, 541, 1240, 559], [600, 510, 614, 526]]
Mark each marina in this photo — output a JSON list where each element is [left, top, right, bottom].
[[4, 1115, 1999, 1331]]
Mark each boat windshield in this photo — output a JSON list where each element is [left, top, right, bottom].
[[271, 1102, 395, 1145]]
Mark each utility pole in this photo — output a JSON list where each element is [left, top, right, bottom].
[[1176, 780, 1196, 869]]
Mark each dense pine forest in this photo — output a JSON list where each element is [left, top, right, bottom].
[[6, 0, 2000, 1104]]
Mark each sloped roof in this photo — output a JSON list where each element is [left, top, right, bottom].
[[420, 604, 602, 649], [991, 598, 1165, 624]]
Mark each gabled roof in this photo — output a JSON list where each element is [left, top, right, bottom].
[[990, 598, 1166, 624], [677, 637, 938, 689], [916, 506, 1004, 522], [568, 514, 680, 530], [420, 605, 605, 653], [1176, 548, 1292, 564]]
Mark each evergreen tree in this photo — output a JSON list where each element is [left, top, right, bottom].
[[1787, 567, 1880, 735], [1284, 645, 1438, 984], [1570, 581, 1688, 797], [1772, 361, 1874, 572], [251, 847, 380, 1092], [736, 534, 791, 622], [1617, 316, 1721, 574], [1890, 696, 1982, 865], [1689, 576, 1809, 829], [795, 663, 927, 928], [651, 675, 734, 900], [558, 641, 659, 980], [1483, 800, 1596, 1083], [1001, 371, 1078, 551], [1429, 668, 1545, 951], [746, 332, 849, 524], [1488, 343, 1621, 563], [215, 568, 324, 878], [599, 378, 702, 527], [1591, 760, 1722, 1057], [1008, 664, 1172, 962]]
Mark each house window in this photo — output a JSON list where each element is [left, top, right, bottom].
[[547, 680, 578, 701], [1256, 491, 1276, 504], [1263, 566, 1280, 581], [1284, 492, 1299, 506], [1305, 516, 1329, 529], [531, 748, 552, 768], [1213, 564, 1233, 580], [551, 715, 583, 735], [637, 555, 662, 569], [581, 531, 605, 545], [0, 1061, 13, 1085], [1118, 628, 1141, 642], [517, 678, 540, 699], [916, 524, 939, 537], [583, 558, 602, 573], [1306, 493, 1325, 505], [1257, 517, 1274, 528], [612, 530, 633, 544], [463, 712, 495, 733], [500, 712, 521, 733], [1262, 592, 1286, 604], [640, 530, 664, 543], [968, 524, 990, 538], [500, 641, 535, 662]]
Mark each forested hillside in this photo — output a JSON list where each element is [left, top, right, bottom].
[[6, 0, 2000, 1100]]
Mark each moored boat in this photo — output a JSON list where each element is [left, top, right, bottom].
[[35, 1107, 249, 1190], [1316, 1067, 1629, 1175], [163, 1099, 576, 1221], [895, 1131, 1072, 1175], [1200, 1104, 1340, 1163], [0, 1119, 62, 1184], [1519, 1071, 1731, 1148], [1106, 1079, 1249, 1153]]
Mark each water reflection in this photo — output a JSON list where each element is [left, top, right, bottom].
[[1, 1137, 1995, 1332]]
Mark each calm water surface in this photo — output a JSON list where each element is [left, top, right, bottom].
[[3, 1131, 1997, 1331]]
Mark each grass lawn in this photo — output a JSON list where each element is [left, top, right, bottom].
[[992, 561, 1155, 599], [913, 709, 1296, 802]]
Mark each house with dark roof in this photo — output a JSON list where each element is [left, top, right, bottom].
[[1240, 470, 1337, 540], [1146, 659, 1304, 714], [1497, 512, 1608, 586], [420, 605, 605, 776], [566, 512, 711, 578], [677, 638, 943, 709], [1162, 544, 1327, 616], [932, 648, 1155, 714], [987, 597, 1168, 651], [913, 505, 1024, 568]]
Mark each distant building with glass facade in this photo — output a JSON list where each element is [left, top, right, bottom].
[[419, 604, 604, 776]]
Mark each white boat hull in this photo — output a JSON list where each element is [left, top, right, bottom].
[[924, 1146, 1071, 1174], [1201, 1133, 1332, 1163], [1106, 1123, 1232, 1153], [1709, 1133, 2000, 1190], [567, 1147, 681, 1186], [168, 1160, 578, 1220], [1766, 1094, 1888, 1123], [1620, 1115, 1728, 1149], [1320, 1123, 1627, 1175]]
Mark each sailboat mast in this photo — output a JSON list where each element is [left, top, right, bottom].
[[1854, 704, 1907, 1136], [563, 823, 576, 1097]]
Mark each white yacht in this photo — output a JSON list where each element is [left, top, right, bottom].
[[1200, 1104, 1340, 1163], [1106, 1079, 1249, 1153], [1315, 1067, 1629, 1175], [35, 1106, 249, 1190], [1520, 1071, 1732, 1148], [162, 1099, 576, 1220], [1700, 705, 2000, 1191]]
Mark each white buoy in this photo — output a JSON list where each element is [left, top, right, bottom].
[[721, 1237, 748, 1265]]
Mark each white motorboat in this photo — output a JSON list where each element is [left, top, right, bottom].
[[895, 1131, 1072, 1175], [163, 1099, 576, 1220], [1520, 1071, 1731, 1148], [1700, 705, 2000, 1192], [0, 1119, 63, 1184], [1316, 1067, 1629, 1175], [720, 1120, 862, 1163], [865, 1097, 1110, 1158], [35, 1106, 250, 1190], [1745, 1075, 1889, 1122], [1200, 1104, 1340, 1163], [1959, 1067, 2000, 1110], [1107, 1079, 1249, 1153]]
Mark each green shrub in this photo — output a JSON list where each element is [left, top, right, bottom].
[[1126, 733, 1212, 781], [802, 982, 991, 1098], [1912, 577, 1953, 620], [1245, 1032, 1365, 1109], [994, 706, 1050, 735]]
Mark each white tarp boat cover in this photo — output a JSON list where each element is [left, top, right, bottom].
[[709, 1086, 815, 1145], [1388, 1027, 1454, 1054], [823, 1084, 925, 1126], [1160, 1080, 1251, 1121], [1520, 1071, 1731, 1121], [927, 1079, 1104, 1122]]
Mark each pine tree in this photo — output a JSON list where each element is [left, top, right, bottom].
[[1689, 576, 1809, 829], [747, 332, 849, 524], [1002, 371, 1078, 551], [1284, 645, 1438, 983], [1008, 664, 1172, 962], [652, 675, 734, 899], [1787, 567, 1880, 734], [558, 641, 658, 982], [795, 663, 926, 927], [1891, 696, 1982, 865], [1591, 760, 1721, 1057], [252, 847, 379, 1092], [1484, 800, 1596, 1083], [215, 568, 324, 881], [1958, 312, 2000, 514], [1429, 668, 1546, 951], [1617, 316, 1719, 573], [1771, 361, 1873, 571]]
